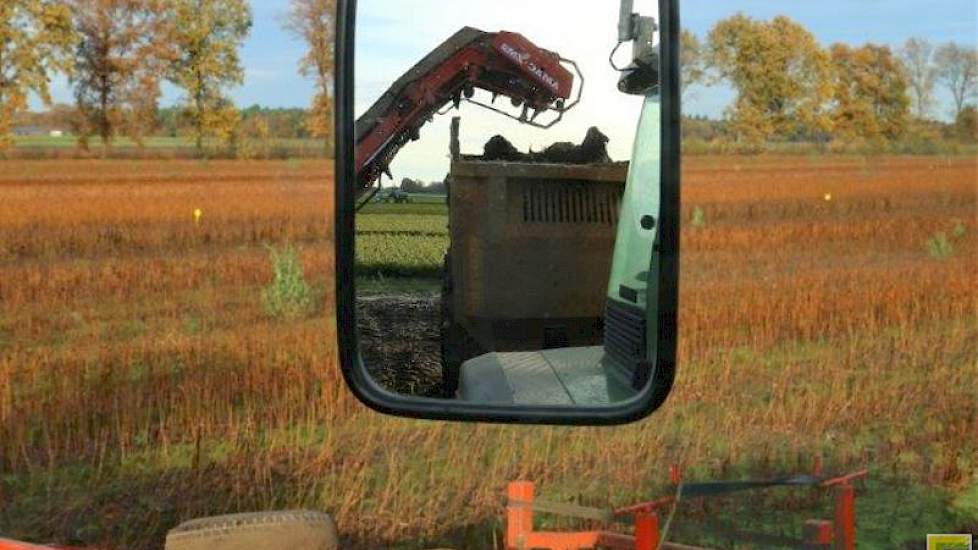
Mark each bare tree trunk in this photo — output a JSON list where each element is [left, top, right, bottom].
[[0, 46, 6, 107], [195, 64, 204, 154], [99, 73, 110, 154], [0, 37, 9, 112], [952, 88, 965, 119]]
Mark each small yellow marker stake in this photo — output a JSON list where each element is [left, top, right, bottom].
[[193, 208, 203, 225]]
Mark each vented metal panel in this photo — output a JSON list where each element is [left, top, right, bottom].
[[521, 182, 621, 224], [604, 300, 646, 377]]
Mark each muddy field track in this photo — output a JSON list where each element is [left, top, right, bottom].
[[356, 294, 444, 397]]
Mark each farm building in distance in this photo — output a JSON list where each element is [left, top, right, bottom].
[[12, 126, 66, 137]]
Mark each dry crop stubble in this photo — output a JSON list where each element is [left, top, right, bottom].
[[0, 156, 975, 548]]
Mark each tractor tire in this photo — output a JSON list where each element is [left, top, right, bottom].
[[440, 252, 461, 397], [164, 510, 338, 550], [440, 252, 486, 398], [440, 179, 478, 398]]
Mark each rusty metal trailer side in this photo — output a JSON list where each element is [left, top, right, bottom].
[[441, 158, 628, 394]]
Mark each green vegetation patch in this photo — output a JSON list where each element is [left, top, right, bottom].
[[354, 202, 449, 277], [355, 233, 448, 278], [262, 242, 316, 319], [356, 213, 448, 236], [357, 202, 447, 216]]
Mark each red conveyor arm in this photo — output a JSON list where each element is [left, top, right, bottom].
[[354, 27, 579, 197]]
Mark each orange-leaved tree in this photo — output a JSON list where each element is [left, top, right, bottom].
[[283, 0, 335, 149], [706, 14, 832, 148], [680, 29, 706, 102], [829, 43, 910, 143], [70, 0, 172, 149], [167, 0, 252, 155], [0, 0, 75, 149], [955, 105, 978, 143]]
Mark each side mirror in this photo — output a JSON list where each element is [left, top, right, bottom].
[[334, 0, 681, 424]]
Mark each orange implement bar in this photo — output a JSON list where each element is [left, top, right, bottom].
[[523, 531, 636, 550], [804, 520, 834, 546], [821, 469, 869, 488], [0, 540, 88, 550], [833, 484, 856, 550], [506, 471, 866, 550], [614, 496, 675, 517], [634, 512, 659, 550], [506, 481, 648, 550], [507, 481, 535, 548]]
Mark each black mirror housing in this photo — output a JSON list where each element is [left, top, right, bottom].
[[333, 0, 681, 424]]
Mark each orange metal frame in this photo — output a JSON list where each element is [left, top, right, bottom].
[[505, 468, 868, 550], [507, 481, 657, 550], [0, 540, 87, 550]]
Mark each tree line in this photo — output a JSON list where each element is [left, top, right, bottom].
[[399, 177, 446, 194], [681, 15, 977, 148], [3, 6, 975, 153], [0, 0, 334, 152]]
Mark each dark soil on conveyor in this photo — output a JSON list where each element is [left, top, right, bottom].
[[356, 294, 443, 397]]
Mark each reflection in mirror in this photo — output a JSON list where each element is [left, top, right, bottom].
[[353, 1, 661, 407]]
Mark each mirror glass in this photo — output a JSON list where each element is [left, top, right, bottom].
[[353, 0, 662, 407]]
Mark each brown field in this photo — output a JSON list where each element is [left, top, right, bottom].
[[1, 155, 976, 548]]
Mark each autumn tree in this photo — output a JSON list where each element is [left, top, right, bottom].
[[283, 0, 335, 144], [707, 14, 832, 146], [954, 105, 978, 143], [934, 43, 978, 119], [167, 0, 252, 154], [0, 0, 75, 148], [900, 38, 936, 119], [829, 43, 910, 142], [680, 29, 705, 101], [71, 0, 171, 149], [238, 112, 270, 158]]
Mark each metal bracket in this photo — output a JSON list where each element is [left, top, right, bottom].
[[462, 56, 584, 130]]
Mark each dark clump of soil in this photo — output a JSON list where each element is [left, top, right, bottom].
[[356, 294, 443, 397], [482, 126, 611, 164]]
